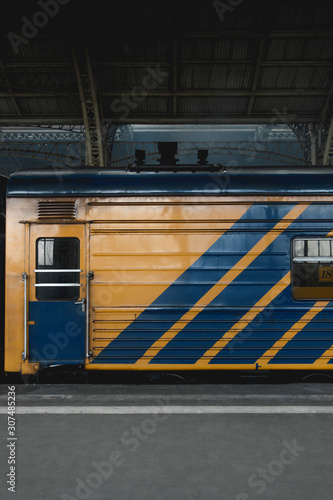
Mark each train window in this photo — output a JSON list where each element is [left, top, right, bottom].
[[35, 237, 81, 300], [292, 238, 333, 300]]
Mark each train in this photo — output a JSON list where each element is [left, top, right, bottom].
[[0, 175, 7, 376], [3, 165, 333, 377]]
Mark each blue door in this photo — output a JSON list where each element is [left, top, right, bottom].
[[28, 225, 87, 364]]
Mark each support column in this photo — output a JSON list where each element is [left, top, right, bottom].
[[309, 123, 317, 165], [72, 42, 104, 166], [289, 124, 311, 165], [323, 115, 333, 165]]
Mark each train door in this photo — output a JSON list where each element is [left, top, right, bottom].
[[27, 224, 88, 365]]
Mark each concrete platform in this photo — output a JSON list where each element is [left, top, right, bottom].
[[0, 383, 332, 500]]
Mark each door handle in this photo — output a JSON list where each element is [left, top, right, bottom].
[[75, 298, 86, 312]]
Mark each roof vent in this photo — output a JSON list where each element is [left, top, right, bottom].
[[158, 142, 179, 165], [38, 201, 76, 219]]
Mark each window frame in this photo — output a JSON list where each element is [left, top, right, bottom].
[[291, 236, 333, 301], [35, 236, 81, 302]]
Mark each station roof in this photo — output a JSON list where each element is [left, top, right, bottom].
[[1, 0, 333, 126]]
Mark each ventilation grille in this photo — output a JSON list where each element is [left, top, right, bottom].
[[38, 201, 76, 219]]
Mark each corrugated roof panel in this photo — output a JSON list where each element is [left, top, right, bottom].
[[3, 38, 70, 64], [259, 66, 333, 90], [231, 40, 252, 60], [102, 97, 169, 115], [17, 97, 81, 115], [301, 39, 326, 59], [0, 98, 18, 115], [96, 39, 168, 62], [7, 69, 76, 94], [272, 1, 333, 27], [135, 97, 169, 114], [99, 66, 169, 91], [265, 38, 307, 61], [180, 65, 211, 90], [1, 0, 332, 125], [283, 39, 307, 60], [265, 39, 288, 61], [182, 39, 230, 61], [120, 39, 169, 60], [181, 39, 254, 62], [181, 39, 215, 61], [265, 37, 333, 62], [178, 97, 248, 114], [180, 64, 252, 90], [310, 67, 333, 89], [253, 96, 326, 114]]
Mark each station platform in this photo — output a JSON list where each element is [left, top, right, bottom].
[[0, 382, 332, 500]]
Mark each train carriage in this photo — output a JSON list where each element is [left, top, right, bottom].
[[0, 175, 7, 376], [4, 166, 333, 375]]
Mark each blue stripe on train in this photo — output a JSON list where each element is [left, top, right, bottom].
[[267, 307, 333, 364], [150, 278, 290, 365], [92, 203, 299, 364], [151, 207, 333, 365], [150, 229, 295, 364]]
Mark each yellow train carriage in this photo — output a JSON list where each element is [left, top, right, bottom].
[[5, 167, 333, 375]]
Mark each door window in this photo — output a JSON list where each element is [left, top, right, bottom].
[[35, 237, 81, 300]]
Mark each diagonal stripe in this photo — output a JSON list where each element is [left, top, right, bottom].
[[196, 272, 291, 366], [256, 301, 329, 366], [92, 204, 254, 364], [136, 203, 309, 366], [312, 344, 333, 367]]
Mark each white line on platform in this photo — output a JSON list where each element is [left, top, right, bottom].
[[1, 394, 333, 401], [0, 406, 333, 414]]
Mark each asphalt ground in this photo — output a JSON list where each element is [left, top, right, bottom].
[[0, 380, 333, 500]]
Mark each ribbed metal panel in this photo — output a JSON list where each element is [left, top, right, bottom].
[[37, 201, 76, 219], [1, 0, 333, 125]]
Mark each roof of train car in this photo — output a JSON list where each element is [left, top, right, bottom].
[[6, 166, 333, 197]]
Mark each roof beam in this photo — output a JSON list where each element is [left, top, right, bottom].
[[179, 60, 333, 67], [0, 114, 319, 126], [0, 90, 329, 99], [4, 60, 333, 69], [0, 116, 84, 125], [103, 30, 333, 40], [101, 90, 330, 97], [181, 30, 333, 39], [102, 114, 320, 124]]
